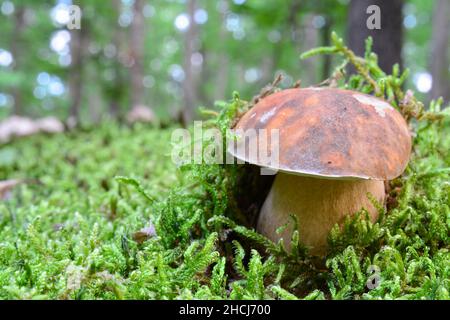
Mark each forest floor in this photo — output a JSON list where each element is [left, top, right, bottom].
[[0, 117, 449, 299], [0, 124, 182, 299]]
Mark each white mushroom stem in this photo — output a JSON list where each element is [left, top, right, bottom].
[[258, 173, 385, 255]]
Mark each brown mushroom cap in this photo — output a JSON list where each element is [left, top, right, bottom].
[[230, 87, 411, 180]]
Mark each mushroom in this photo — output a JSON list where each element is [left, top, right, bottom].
[[229, 88, 411, 255]]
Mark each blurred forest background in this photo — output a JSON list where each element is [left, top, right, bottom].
[[0, 0, 449, 126]]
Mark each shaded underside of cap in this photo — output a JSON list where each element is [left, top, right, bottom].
[[229, 87, 412, 180]]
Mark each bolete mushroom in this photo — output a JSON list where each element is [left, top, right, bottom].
[[229, 88, 411, 255]]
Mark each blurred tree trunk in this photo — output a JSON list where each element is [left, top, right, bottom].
[[260, 56, 275, 86], [301, 14, 320, 85], [214, 4, 229, 101], [182, 0, 198, 126], [130, 0, 146, 109], [198, 49, 212, 106], [10, 7, 25, 115], [109, 48, 122, 118], [321, 18, 332, 80], [236, 64, 245, 90], [214, 50, 229, 101], [253, 0, 297, 86], [87, 64, 103, 123], [109, 0, 125, 119], [429, 0, 450, 103], [347, 0, 403, 73], [69, 27, 86, 124]]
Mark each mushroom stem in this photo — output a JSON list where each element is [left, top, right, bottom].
[[257, 173, 385, 255]]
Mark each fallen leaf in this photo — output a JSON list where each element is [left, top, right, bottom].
[[0, 179, 23, 200], [126, 105, 156, 124], [132, 224, 156, 244]]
